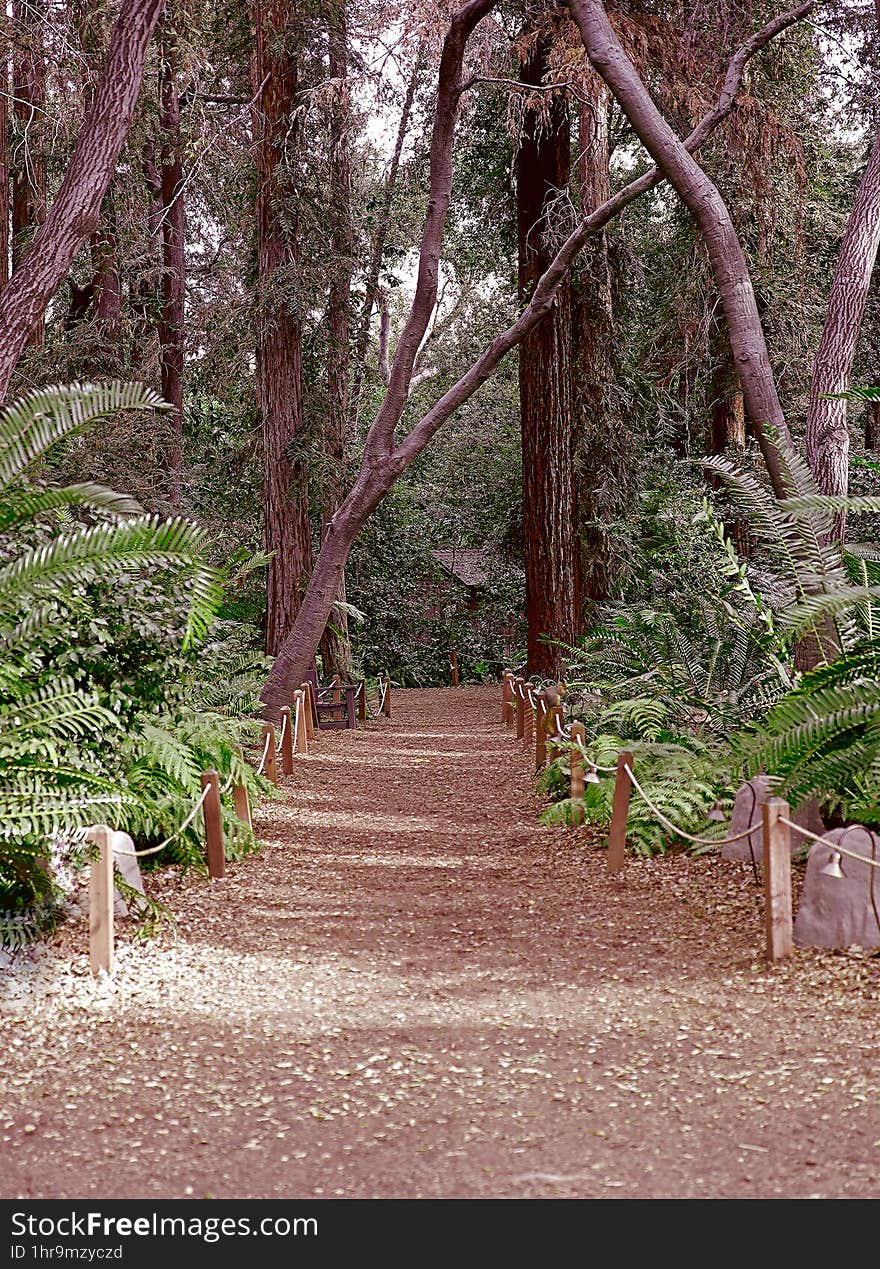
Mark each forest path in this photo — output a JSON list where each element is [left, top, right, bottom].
[[2, 685, 880, 1199]]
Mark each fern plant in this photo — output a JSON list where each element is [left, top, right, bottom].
[[0, 382, 241, 934]]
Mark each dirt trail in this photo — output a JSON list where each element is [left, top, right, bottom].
[[1, 685, 879, 1199]]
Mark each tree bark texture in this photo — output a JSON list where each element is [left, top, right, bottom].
[[11, 0, 47, 345], [867, 400, 880, 450], [0, 16, 10, 289], [252, 0, 312, 656], [257, 1, 813, 716], [518, 39, 580, 677], [806, 130, 880, 541], [0, 0, 165, 402], [158, 11, 186, 503], [566, 0, 795, 497], [573, 76, 620, 608], [319, 5, 354, 678]]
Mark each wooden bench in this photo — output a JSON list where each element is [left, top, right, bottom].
[[303, 669, 359, 730]]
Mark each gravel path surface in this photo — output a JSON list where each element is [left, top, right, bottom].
[[1, 684, 879, 1199]]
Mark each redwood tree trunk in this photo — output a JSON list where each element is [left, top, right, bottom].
[[158, 11, 186, 503], [573, 76, 619, 609], [867, 400, 880, 450], [252, 0, 312, 656], [806, 130, 880, 541], [11, 0, 46, 347], [0, 0, 165, 401], [0, 16, 9, 290], [518, 39, 580, 677], [319, 7, 354, 680]]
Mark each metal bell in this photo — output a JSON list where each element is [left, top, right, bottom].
[[585, 764, 601, 785], [707, 801, 726, 822], [820, 850, 845, 879]]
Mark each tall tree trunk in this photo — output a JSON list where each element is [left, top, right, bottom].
[[252, 0, 312, 657], [91, 212, 123, 336], [158, 11, 186, 504], [348, 46, 423, 432], [573, 76, 619, 610], [805, 130, 880, 541], [0, 0, 165, 401], [319, 7, 354, 679], [0, 16, 10, 290], [707, 340, 751, 555], [11, 0, 46, 347], [518, 39, 579, 677], [567, 0, 794, 497]]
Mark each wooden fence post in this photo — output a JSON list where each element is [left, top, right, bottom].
[[357, 680, 367, 722], [449, 647, 459, 686], [300, 682, 315, 741], [331, 673, 342, 704], [515, 678, 525, 739], [86, 824, 114, 976], [570, 721, 585, 825], [502, 669, 514, 728], [201, 770, 225, 879], [761, 797, 793, 961], [279, 706, 295, 775], [262, 722, 278, 785], [607, 751, 634, 875], [293, 689, 309, 754], [233, 782, 252, 829], [523, 689, 533, 751], [383, 673, 392, 718], [535, 692, 548, 769]]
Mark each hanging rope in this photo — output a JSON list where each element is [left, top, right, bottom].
[[778, 817, 880, 868], [623, 763, 762, 848], [254, 727, 273, 777], [109, 784, 212, 858]]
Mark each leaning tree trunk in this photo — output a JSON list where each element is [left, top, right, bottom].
[[252, 0, 313, 656], [158, 11, 186, 504], [805, 129, 880, 542], [258, 0, 813, 717], [0, 0, 165, 401], [567, 0, 794, 497], [319, 5, 354, 679], [348, 46, 422, 433], [11, 0, 47, 347], [518, 38, 580, 678]]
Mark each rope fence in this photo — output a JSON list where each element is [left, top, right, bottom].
[[499, 669, 878, 964], [81, 667, 394, 976]]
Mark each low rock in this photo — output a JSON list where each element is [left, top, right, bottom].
[[794, 825, 880, 949], [721, 775, 825, 863]]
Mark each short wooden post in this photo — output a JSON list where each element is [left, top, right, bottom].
[[515, 678, 525, 739], [450, 647, 459, 686], [383, 673, 392, 718], [300, 682, 315, 740], [262, 722, 278, 785], [331, 673, 342, 704], [86, 824, 114, 976], [570, 721, 586, 825], [607, 750, 634, 875], [761, 798, 793, 961], [523, 690, 533, 750], [201, 769, 225, 879], [232, 782, 252, 829], [293, 689, 309, 754], [357, 680, 367, 722], [279, 706, 295, 775], [535, 692, 548, 769], [502, 669, 514, 728]]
